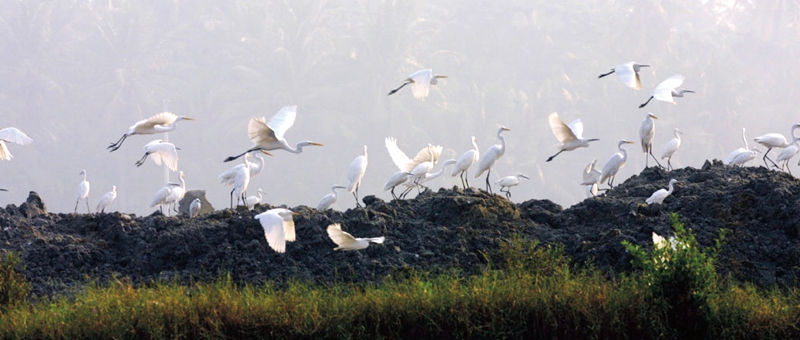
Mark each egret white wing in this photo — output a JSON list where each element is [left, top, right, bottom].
[[652, 75, 685, 102], [548, 112, 575, 143], [256, 212, 287, 253], [327, 224, 357, 246], [566, 119, 584, 139], [0, 127, 33, 145], [266, 105, 297, 140], [614, 62, 640, 90], [385, 137, 411, 171]]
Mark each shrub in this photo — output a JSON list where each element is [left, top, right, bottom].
[[0, 251, 31, 310]]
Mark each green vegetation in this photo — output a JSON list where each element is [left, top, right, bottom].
[[1, 214, 799, 339]]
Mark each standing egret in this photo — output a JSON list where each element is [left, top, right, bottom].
[[254, 208, 298, 253], [724, 128, 750, 165], [189, 198, 201, 218], [384, 137, 443, 172], [646, 179, 679, 205], [408, 145, 437, 193], [639, 113, 662, 168], [244, 188, 267, 210], [776, 135, 800, 174], [134, 139, 179, 172], [316, 185, 347, 210], [546, 112, 599, 162], [754, 123, 800, 168], [384, 171, 413, 200], [326, 223, 385, 251], [727, 147, 760, 167], [598, 61, 650, 90], [231, 159, 251, 209], [347, 145, 368, 207], [387, 69, 447, 100], [400, 159, 458, 198], [639, 75, 695, 108], [224, 105, 323, 162], [661, 128, 683, 171], [581, 159, 601, 197], [600, 140, 635, 188], [495, 173, 529, 199], [474, 126, 511, 194], [0, 127, 33, 160], [166, 171, 187, 213], [451, 136, 480, 189], [150, 171, 186, 215], [74, 169, 90, 213], [96, 185, 117, 213], [108, 112, 194, 151], [219, 151, 272, 186]]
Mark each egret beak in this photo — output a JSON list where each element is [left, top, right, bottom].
[[502, 127, 511, 131], [260, 150, 273, 156], [624, 141, 635, 144], [310, 142, 324, 146], [292, 212, 300, 216], [183, 117, 195, 120]]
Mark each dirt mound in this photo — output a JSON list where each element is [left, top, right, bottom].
[[2, 160, 799, 297]]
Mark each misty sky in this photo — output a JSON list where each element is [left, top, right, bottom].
[[1, 1, 797, 216]]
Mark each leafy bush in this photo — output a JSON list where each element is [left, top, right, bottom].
[[0, 252, 31, 310]]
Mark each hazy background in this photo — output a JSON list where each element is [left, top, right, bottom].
[[1, 0, 798, 215]]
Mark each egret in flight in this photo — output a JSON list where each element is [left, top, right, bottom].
[[639, 113, 662, 168], [581, 159, 601, 197], [189, 198, 201, 218], [754, 123, 800, 168], [224, 105, 322, 162], [326, 223, 385, 251], [387, 69, 447, 100], [639, 75, 695, 108], [316, 185, 346, 210], [219, 150, 272, 186], [646, 179, 678, 205], [451, 136, 479, 189], [0, 127, 33, 160], [474, 126, 511, 194], [254, 208, 298, 253], [598, 61, 649, 90], [108, 112, 194, 151], [495, 173, 529, 199], [74, 169, 90, 213], [546, 112, 599, 162], [600, 140, 634, 188], [661, 128, 683, 171], [96, 185, 117, 213], [347, 145, 368, 207], [385, 137, 443, 173], [134, 140, 179, 171]]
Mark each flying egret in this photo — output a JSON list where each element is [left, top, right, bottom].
[[326, 223, 385, 251], [451, 136, 480, 189], [189, 198, 201, 218], [661, 128, 683, 171], [244, 188, 267, 210], [400, 159, 458, 198], [598, 61, 649, 90], [639, 113, 662, 168], [219, 150, 272, 186], [724, 128, 750, 165], [638, 75, 695, 108], [108, 112, 194, 151], [316, 185, 347, 210], [134, 139, 179, 172], [231, 158, 251, 209], [0, 127, 33, 161], [384, 137, 443, 172], [347, 145, 368, 207], [74, 169, 90, 213], [254, 208, 298, 253], [224, 105, 323, 162], [646, 179, 678, 205], [776, 136, 800, 174], [495, 173, 529, 199], [474, 126, 511, 194], [384, 171, 413, 200], [387, 69, 447, 100], [581, 159, 601, 197], [546, 112, 599, 162], [96, 185, 117, 213], [754, 123, 800, 168], [150, 171, 186, 215], [600, 140, 635, 188], [727, 147, 760, 167]]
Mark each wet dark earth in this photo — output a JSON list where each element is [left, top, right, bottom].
[[2, 160, 799, 298]]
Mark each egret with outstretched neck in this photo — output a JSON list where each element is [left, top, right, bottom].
[[598, 61, 649, 90], [600, 140, 634, 188], [108, 112, 193, 152], [224, 105, 322, 162], [474, 126, 511, 194]]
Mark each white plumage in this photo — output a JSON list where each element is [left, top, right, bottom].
[[639, 113, 661, 168], [546, 112, 599, 162], [474, 127, 511, 194], [254, 208, 297, 253], [661, 128, 683, 171], [451, 136, 480, 189], [96, 185, 117, 213], [646, 179, 678, 205], [108, 112, 193, 151], [387, 69, 447, 100], [598, 61, 649, 90], [224, 105, 322, 162], [495, 173, 529, 198], [599, 140, 634, 187], [135, 139, 179, 171], [316, 185, 346, 210], [0, 127, 33, 161], [189, 198, 202, 218], [639, 75, 694, 108], [347, 145, 369, 207], [74, 169, 91, 213], [326, 223, 385, 251]]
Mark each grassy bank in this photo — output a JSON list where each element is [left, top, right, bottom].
[[1, 214, 799, 339]]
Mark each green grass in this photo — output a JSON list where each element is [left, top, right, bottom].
[[1, 214, 799, 339]]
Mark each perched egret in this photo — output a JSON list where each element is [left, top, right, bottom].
[[495, 173, 529, 199], [776, 136, 800, 174], [384, 171, 413, 200], [474, 126, 511, 194], [727, 147, 760, 167], [408, 145, 437, 192], [224, 105, 322, 162], [546, 112, 599, 162], [219, 151, 272, 186], [451, 136, 480, 189], [134, 139, 179, 171], [0, 127, 33, 160], [387, 69, 447, 100], [96, 185, 117, 213], [581, 159, 601, 197], [108, 112, 194, 151], [150, 171, 186, 215], [400, 159, 457, 198], [639, 113, 662, 168], [326, 223, 385, 251], [646, 179, 678, 205], [754, 123, 800, 168], [600, 140, 634, 188], [598, 61, 649, 90], [724, 128, 750, 165], [189, 198, 201, 218], [385, 137, 443, 172], [244, 188, 267, 209], [254, 208, 298, 253], [639, 75, 695, 108], [74, 169, 90, 213], [231, 159, 251, 209], [347, 145, 368, 207], [661, 128, 683, 171], [316, 185, 347, 210]]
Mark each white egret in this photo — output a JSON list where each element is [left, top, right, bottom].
[[776, 136, 800, 174], [495, 173, 529, 199], [96, 185, 117, 213], [326, 223, 385, 251], [639, 75, 695, 108], [245, 188, 267, 210], [661, 128, 683, 171], [134, 139, 179, 172], [254, 208, 298, 253], [598, 61, 650, 90], [219, 151, 272, 186], [347, 145, 369, 207], [387, 69, 447, 100], [600, 140, 635, 188], [108, 112, 194, 151], [0, 127, 33, 161], [231, 159, 251, 209], [474, 126, 511, 194], [408, 145, 437, 191], [451, 136, 480, 189], [384, 171, 413, 200], [316, 185, 346, 210], [727, 147, 760, 167], [74, 169, 90, 213], [400, 159, 458, 198], [581, 159, 601, 197], [639, 113, 662, 168], [546, 112, 599, 162], [224, 105, 323, 162], [724, 128, 750, 165], [189, 198, 201, 218], [754, 123, 800, 168], [150, 171, 186, 215], [384, 137, 443, 172], [646, 179, 678, 205]]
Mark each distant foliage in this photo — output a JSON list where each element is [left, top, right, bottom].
[[0, 252, 31, 310]]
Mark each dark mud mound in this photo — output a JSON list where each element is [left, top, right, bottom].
[[2, 160, 800, 297]]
